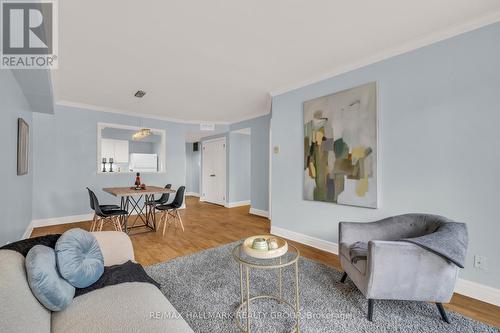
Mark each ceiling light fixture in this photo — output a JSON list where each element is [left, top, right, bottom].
[[132, 89, 151, 140], [134, 90, 146, 98], [132, 128, 151, 141]]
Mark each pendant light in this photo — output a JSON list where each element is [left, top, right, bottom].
[[132, 90, 151, 140]]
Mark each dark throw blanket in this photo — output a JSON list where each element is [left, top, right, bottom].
[[75, 260, 160, 297], [400, 222, 468, 268], [347, 222, 468, 268], [1, 234, 160, 295], [0, 234, 61, 256], [349, 241, 368, 263]]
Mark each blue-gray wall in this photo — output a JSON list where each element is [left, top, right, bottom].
[[185, 142, 201, 194], [129, 141, 154, 154], [230, 115, 270, 211], [0, 70, 34, 244], [229, 132, 251, 203], [271, 22, 500, 289], [200, 114, 270, 211], [32, 104, 187, 219]]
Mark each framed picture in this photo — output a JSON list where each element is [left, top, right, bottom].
[[17, 118, 29, 175], [303, 82, 377, 208]]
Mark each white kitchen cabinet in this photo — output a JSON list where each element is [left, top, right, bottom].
[[101, 139, 129, 163], [113, 140, 129, 163]]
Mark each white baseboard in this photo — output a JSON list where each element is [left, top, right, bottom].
[[22, 220, 35, 239], [455, 278, 500, 306], [32, 213, 94, 229], [249, 207, 269, 218], [28, 206, 188, 233], [186, 192, 200, 197], [270, 225, 500, 306], [271, 225, 339, 254], [225, 200, 251, 208]]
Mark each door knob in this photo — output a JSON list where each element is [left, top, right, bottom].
[[210, 174, 216, 177]]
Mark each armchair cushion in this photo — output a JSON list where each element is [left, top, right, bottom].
[[349, 241, 368, 263], [340, 242, 367, 275]]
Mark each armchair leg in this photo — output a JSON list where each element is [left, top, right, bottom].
[[340, 272, 348, 283], [367, 299, 374, 322], [436, 303, 450, 324]]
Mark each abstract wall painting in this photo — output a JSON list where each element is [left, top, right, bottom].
[[303, 82, 377, 208]]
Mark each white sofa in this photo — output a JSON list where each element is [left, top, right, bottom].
[[0, 231, 194, 333]]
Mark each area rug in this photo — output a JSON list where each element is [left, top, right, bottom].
[[145, 242, 499, 333]]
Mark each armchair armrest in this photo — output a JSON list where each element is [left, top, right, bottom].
[[366, 240, 457, 302], [339, 221, 395, 245], [339, 215, 431, 246], [92, 231, 135, 266]]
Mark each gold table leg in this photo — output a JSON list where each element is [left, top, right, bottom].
[[295, 261, 300, 333], [278, 256, 283, 301], [246, 266, 251, 333], [240, 263, 244, 304]]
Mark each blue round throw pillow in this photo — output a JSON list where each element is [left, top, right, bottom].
[[26, 245, 75, 311], [55, 228, 104, 288]]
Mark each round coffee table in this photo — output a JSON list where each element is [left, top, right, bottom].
[[232, 242, 300, 333]]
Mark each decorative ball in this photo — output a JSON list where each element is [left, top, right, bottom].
[[267, 238, 279, 250], [252, 238, 268, 251]]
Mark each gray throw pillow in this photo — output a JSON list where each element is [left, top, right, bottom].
[[25, 245, 75, 311], [55, 228, 104, 288]]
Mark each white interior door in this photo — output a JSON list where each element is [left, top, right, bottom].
[[202, 138, 226, 205]]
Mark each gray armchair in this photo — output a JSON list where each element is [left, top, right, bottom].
[[338, 214, 465, 323]]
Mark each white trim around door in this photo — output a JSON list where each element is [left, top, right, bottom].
[[201, 137, 227, 206]]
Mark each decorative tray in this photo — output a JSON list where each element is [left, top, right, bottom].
[[130, 187, 146, 191], [242, 235, 288, 259]]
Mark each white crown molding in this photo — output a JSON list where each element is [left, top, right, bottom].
[[231, 128, 251, 136], [56, 100, 271, 125], [249, 207, 269, 218], [270, 225, 500, 307], [270, 11, 500, 97], [56, 100, 231, 125], [229, 111, 271, 125]]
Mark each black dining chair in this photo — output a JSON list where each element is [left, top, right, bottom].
[[87, 188, 128, 232], [87, 188, 121, 231], [156, 186, 185, 235], [147, 184, 172, 206], [145, 184, 172, 226]]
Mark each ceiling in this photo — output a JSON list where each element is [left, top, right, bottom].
[[53, 1, 500, 123]]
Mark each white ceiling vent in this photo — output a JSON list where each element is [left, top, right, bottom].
[[200, 123, 215, 131]]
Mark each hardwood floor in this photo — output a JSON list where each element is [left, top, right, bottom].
[[31, 196, 500, 328]]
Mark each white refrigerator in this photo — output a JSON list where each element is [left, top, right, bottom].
[[129, 153, 158, 172]]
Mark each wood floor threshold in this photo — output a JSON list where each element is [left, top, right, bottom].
[[30, 196, 500, 328]]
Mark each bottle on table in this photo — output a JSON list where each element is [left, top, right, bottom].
[[134, 172, 141, 188]]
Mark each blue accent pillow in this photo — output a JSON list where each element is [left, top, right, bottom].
[[26, 245, 75, 311], [55, 228, 104, 288]]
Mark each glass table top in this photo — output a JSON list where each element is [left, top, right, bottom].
[[232, 242, 300, 268]]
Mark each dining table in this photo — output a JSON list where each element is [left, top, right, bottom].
[[103, 186, 176, 234]]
